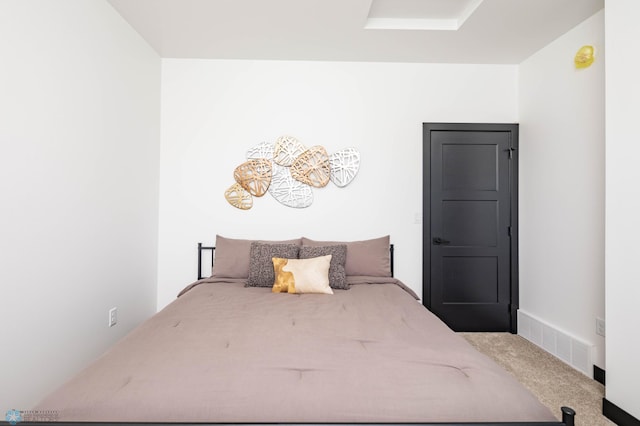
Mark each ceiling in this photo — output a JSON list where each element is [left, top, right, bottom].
[[107, 0, 603, 64]]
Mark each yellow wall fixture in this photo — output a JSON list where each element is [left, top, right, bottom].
[[574, 45, 595, 68]]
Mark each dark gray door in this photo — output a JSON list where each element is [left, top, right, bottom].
[[423, 123, 518, 332]]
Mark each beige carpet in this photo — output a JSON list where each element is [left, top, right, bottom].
[[460, 333, 614, 426]]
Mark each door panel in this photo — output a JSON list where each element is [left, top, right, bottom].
[[442, 200, 497, 247], [442, 144, 498, 191], [423, 124, 518, 332], [442, 256, 498, 303]]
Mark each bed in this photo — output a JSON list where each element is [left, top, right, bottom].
[[34, 235, 575, 425]]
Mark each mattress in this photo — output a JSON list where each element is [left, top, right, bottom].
[[35, 278, 556, 423]]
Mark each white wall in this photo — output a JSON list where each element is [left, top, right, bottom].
[[518, 11, 605, 369], [0, 0, 160, 412], [158, 59, 518, 309], [605, 0, 640, 419]]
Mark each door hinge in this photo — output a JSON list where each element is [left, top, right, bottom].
[[508, 226, 512, 237]]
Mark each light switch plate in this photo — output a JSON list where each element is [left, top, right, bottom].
[[109, 307, 117, 327]]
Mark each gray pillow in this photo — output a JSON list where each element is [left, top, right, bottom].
[[301, 235, 391, 277], [300, 245, 348, 290], [247, 242, 300, 287], [212, 235, 301, 279]]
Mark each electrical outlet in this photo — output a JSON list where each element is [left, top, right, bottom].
[[109, 307, 117, 327], [596, 317, 605, 337]]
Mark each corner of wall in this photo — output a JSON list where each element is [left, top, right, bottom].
[[0, 0, 161, 413]]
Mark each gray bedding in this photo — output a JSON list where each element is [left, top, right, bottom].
[[35, 278, 556, 423]]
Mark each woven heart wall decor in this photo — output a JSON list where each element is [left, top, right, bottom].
[[224, 183, 253, 210], [246, 141, 274, 160], [233, 159, 272, 197], [274, 135, 306, 167], [269, 164, 313, 208], [224, 135, 361, 210], [290, 146, 331, 188], [329, 147, 360, 187]]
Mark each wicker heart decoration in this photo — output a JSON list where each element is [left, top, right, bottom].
[[246, 141, 274, 160], [329, 147, 360, 187], [268, 164, 313, 208], [274, 135, 306, 167], [290, 146, 331, 188], [225, 183, 253, 210], [233, 159, 272, 197], [226, 133, 363, 209]]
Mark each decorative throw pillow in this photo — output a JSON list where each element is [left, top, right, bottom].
[[299, 245, 348, 289], [212, 235, 301, 279], [301, 235, 391, 277], [246, 242, 300, 287], [271, 255, 333, 295]]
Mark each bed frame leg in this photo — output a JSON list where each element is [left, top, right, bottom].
[[561, 406, 576, 426]]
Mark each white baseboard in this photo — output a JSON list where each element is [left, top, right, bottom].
[[518, 310, 593, 376]]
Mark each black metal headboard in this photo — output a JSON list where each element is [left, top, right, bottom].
[[198, 242, 394, 280], [197, 243, 215, 280]]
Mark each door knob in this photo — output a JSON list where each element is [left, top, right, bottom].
[[433, 237, 451, 245]]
